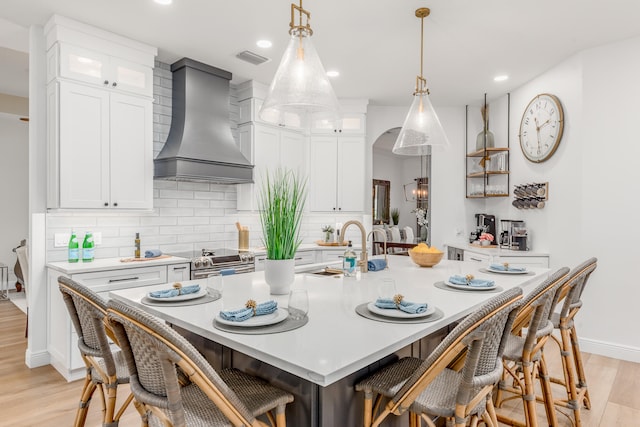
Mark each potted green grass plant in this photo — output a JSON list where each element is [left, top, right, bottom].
[[258, 168, 307, 294]]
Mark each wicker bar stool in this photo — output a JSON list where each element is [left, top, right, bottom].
[[355, 287, 523, 427], [546, 258, 597, 426], [106, 298, 294, 427], [494, 267, 570, 427], [58, 276, 142, 427]]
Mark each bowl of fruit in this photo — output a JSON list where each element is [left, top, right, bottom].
[[408, 243, 444, 267]]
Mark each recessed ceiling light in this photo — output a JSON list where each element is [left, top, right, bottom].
[[494, 75, 509, 82], [326, 70, 340, 78], [154, 0, 172, 5], [256, 40, 272, 48]]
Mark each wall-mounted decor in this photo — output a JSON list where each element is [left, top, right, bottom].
[[512, 182, 548, 209], [519, 94, 564, 163]]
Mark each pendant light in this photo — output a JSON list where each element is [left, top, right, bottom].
[[259, 0, 340, 126], [392, 7, 449, 155]]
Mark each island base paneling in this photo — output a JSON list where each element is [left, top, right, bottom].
[[173, 324, 449, 426]]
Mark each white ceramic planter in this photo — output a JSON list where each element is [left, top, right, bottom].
[[264, 259, 295, 295]]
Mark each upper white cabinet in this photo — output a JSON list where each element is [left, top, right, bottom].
[[48, 43, 154, 97], [238, 97, 303, 129], [45, 15, 156, 209], [236, 123, 307, 211], [308, 135, 365, 212], [310, 112, 366, 135]]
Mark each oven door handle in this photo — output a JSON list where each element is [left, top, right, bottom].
[[192, 265, 254, 280]]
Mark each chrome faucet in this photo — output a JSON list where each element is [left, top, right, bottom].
[[367, 229, 388, 267], [340, 220, 368, 273]]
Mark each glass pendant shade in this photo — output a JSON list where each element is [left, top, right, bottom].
[[260, 28, 340, 125], [392, 92, 449, 155]]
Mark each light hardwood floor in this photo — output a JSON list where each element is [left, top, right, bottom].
[[1, 299, 639, 426]]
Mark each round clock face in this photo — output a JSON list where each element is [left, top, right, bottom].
[[519, 94, 564, 163]]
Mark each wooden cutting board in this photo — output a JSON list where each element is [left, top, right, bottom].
[[120, 254, 173, 262], [315, 240, 347, 247]]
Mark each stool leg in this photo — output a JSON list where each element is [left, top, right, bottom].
[[538, 355, 559, 427], [570, 325, 590, 409]]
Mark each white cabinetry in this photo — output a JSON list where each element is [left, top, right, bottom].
[[48, 81, 153, 209], [236, 123, 307, 211], [47, 261, 186, 381], [493, 255, 549, 268], [463, 250, 492, 264], [45, 15, 156, 210], [310, 112, 366, 135], [308, 135, 365, 212]]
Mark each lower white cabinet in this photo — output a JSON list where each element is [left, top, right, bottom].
[[321, 250, 345, 263], [48, 262, 186, 381], [308, 135, 365, 212], [463, 250, 492, 264]]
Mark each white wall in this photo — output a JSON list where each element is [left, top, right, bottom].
[[0, 112, 28, 282]]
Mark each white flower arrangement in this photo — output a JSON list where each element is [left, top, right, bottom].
[[413, 208, 428, 227]]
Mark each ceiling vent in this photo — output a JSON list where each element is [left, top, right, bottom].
[[236, 50, 270, 65]]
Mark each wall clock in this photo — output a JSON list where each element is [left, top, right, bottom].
[[518, 93, 564, 163]]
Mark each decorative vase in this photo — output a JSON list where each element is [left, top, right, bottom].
[[264, 259, 295, 295], [475, 129, 495, 151], [324, 231, 333, 243], [420, 226, 428, 242]]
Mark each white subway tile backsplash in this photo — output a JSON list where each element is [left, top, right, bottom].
[[193, 208, 225, 217], [177, 181, 211, 191], [159, 189, 194, 199], [139, 216, 178, 226], [177, 199, 210, 208], [153, 198, 178, 208], [154, 180, 178, 190], [177, 233, 212, 243], [193, 191, 225, 200], [177, 217, 210, 225], [158, 207, 195, 217], [159, 225, 195, 235]]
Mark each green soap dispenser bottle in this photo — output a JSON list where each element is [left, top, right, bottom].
[[82, 232, 94, 262], [68, 230, 79, 263], [342, 240, 357, 277]]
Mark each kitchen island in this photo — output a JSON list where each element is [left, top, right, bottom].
[[110, 256, 550, 426]]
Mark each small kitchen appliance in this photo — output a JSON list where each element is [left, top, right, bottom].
[[470, 214, 496, 243], [499, 220, 528, 251]]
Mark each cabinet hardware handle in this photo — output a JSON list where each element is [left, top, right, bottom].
[[108, 276, 140, 283], [470, 257, 482, 262], [103, 80, 109, 85], [294, 257, 302, 260], [104, 202, 109, 206], [114, 202, 118, 207], [112, 82, 118, 87], [172, 266, 187, 270]]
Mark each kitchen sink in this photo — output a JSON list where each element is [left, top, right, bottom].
[[307, 268, 343, 277]]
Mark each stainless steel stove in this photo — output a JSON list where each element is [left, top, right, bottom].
[[171, 248, 255, 280]]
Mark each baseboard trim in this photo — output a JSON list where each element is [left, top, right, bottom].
[[25, 348, 50, 368], [580, 338, 640, 363]]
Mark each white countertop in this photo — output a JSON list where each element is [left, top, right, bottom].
[[445, 241, 549, 257], [249, 242, 361, 256], [109, 256, 549, 387], [47, 255, 190, 275]]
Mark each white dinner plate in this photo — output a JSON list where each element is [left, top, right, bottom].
[[486, 266, 528, 275], [215, 308, 289, 327], [445, 281, 497, 291], [147, 288, 208, 302], [367, 302, 435, 319]]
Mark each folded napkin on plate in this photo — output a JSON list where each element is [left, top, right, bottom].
[[367, 259, 387, 271], [449, 275, 495, 287], [219, 300, 278, 322], [149, 284, 200, 298], [489, 263, 526, 272], [145, 249, 163, 258], [375, 296, 428, 314]]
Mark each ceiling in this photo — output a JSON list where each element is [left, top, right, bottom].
[[2, 0, 640, 107]]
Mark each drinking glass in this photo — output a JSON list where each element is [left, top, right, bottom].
[[207, 274, 223, 299], [288, 289, 309, 320], [377, 278, 397, 299]]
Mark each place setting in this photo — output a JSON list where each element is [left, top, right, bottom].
[[480, 262, 534, 275], [213, 289, 309, 334], [355, 279, 443, 324], [434, 273, 504, 293], [141, 282, 220, 307]]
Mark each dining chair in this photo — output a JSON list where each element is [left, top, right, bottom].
[[546, 257, 597, 427], [15, 245, 28, 338], [106, 298, 294, 427], [58, 276, 142, 427], [494, 267, 570, 427], [355, 286, 523, 427], [403, 226, 415, 242]]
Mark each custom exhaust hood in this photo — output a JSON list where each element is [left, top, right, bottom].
[[154, 58, 253, 183]]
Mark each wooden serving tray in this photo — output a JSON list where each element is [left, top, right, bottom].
[[315, 240, 347, 247], [468, 244, 498, 249], [120, 254, 172, 262]]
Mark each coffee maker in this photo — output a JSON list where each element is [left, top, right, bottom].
[[470, 214, 496, 242], [500, 219, 528, 250]]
